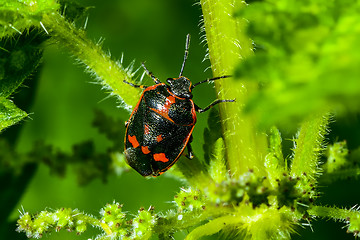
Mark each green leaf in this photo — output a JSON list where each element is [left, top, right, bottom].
[[0, 97, 27, 132], [265, 126, 285, 188], [235, 0, 360, 128], [324, 141, 348, 173], [290, 112, 330, 181], [0, 28, 46, 98], [0, 0, 59, 37]]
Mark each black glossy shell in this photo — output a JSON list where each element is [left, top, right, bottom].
[[124, 84, 196, 176]]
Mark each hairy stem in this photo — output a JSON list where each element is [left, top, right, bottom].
[[41, 12, 140, 109], [200, 0, 268, 177], [308, 205, 357, 221], [185, 215, 242, 240], [154, 206, 231, 235]]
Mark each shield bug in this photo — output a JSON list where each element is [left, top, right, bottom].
[[124, 34, 234, 177]]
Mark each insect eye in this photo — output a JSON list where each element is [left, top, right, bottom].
[[166, 78, 174, 85]]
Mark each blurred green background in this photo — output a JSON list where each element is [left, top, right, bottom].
[[4, 0, 360, 239]]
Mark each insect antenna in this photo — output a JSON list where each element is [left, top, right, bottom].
[[179, 34, 191, 77], [191, 75, 232, 89]]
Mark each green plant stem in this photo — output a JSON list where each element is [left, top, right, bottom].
[[154, 204, 234, 235], [308, 206, 360, 236], [41, 12, 140, 108], [200, 0, 268, 178], [308, 205, 354, 221], [185, 215, 242, 240]]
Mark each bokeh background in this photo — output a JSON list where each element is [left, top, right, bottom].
[[5, 0, 360, 239]]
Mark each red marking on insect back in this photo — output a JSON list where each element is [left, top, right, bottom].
[[128, 135, 140, 148], [191, 100, 197, 123], [151, 108, 175, 123], [144, 124, 150, 135], [156, 135, 163, 142], [149, 94, 178, 123], [166, 95, 176, 105], [162, 95, 176, 115], [141, 146, 151, 154], [153, 153, 169, 162]]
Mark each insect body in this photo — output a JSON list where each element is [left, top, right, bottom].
[[124, 34, 234, 177]]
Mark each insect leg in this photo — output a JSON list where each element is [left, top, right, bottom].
[[141, 62, 161, 84], [186, 135, 194, 159], [195, 99, 236, 113], [191, 75, 231, 89], [123, 80, 148, 89]]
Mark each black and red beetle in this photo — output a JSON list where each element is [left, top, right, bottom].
[[124, 34, 234, 177]]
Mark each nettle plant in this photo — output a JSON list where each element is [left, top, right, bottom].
[[2, 0, 360, 239]]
